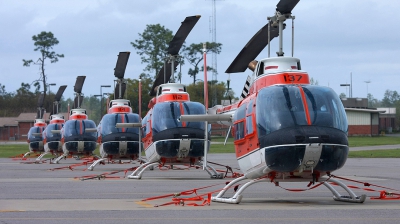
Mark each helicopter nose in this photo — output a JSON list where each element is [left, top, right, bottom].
[[262, 126, 349, 173]]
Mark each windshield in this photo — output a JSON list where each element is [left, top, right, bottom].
[[152, 102, 206, 134], [28, 126, 45, 141], [45, 123, 63, 138], [63, 120, 97, 138], [256, 85, 348, 136], [100, 113, 140, 136], [302, 85, 348, 132]]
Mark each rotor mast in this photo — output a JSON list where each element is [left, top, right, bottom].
[[268, 8, 295, 57]]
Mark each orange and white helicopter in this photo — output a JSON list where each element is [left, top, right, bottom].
[[87, 52, 142, 171], [35, 85, 68, 162], [24, 93, 47, 158], [181, 0, 366, 203], [118, 15, 224, 179], [53, 76, 98, 163]]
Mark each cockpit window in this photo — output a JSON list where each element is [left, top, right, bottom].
[[100, 113, 140, 136], [256, 86, 307, 136], [256, 85, 348, 136], [302, 85, 347, 132], [182, 102, 206, 129], [28, 126, 45, 141], [45, 124, 63, 138], [152, 102, 205, 133], [63, 120, 97, 137], [233, 103, 247, 140]]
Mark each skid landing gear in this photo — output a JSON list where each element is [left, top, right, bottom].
[[127, 161, 159, 179], [87, 158, 107, 171], [322, 177, 366, 203], [211, 176, 366, 204], [35, 152, 51, 162], [126, 160, 224, 180], [196, 161, 224, 179], [53, 153, 67, 164]]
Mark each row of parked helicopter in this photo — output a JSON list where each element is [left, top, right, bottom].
[[22, 0, 369, 204]]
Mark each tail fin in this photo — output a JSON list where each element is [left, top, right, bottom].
[[239, 75, 252, 100]]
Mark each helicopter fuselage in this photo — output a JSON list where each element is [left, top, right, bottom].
[[97, 100, 141, 160], [219, 57, 349, 181], [27, 119, 47, 153], [142, 83, 210, 166], [43, 116, 65, 154], [61, 110, 97, 156]]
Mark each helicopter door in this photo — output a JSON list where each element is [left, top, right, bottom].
[[245, 99, 261, 168]]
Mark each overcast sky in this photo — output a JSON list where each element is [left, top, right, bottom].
[[1, 0, 399, 103]]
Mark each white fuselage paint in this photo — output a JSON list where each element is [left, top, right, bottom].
[[145, 139, 210, 164], [238, 143, 344, 180]]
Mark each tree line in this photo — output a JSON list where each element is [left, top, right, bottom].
[[0, 77, 232, 124], [0, 23, 236, 122], [3, 25, 399, 128]]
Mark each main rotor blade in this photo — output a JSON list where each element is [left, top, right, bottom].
[[37, 93, 45, 108], [74, 76, 86, 94], [150, 62, 179, 96], [168, 15, 201, 55], [54, 85, 67, 102], [276, 0, 299, 14], [225, 23, 281, 73], [114, 83, 126, 99], [114, 52, 130, 79]]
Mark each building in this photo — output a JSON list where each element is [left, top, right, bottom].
[[0, 117, 18, 141], [377, 107, 397, 133], [341, 98, 386, 136], [0, 112, 68, 141]]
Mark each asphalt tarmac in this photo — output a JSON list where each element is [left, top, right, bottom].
[[0, 152, 400, 224]]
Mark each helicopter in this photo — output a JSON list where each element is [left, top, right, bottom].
[[180, 0, 367, 204], [53, 76, 98, 164], [87, 52, 142, 171], [24, 93, 47, 158], [117, 15, 224, 179], [35, 85, 68, 162]]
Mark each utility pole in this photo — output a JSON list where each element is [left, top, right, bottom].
[[210, 0, 220, 106]]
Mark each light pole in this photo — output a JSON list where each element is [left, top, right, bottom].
[[100, 85, 111, 117], [47, 83, 56, 95], [94, 95, 102, 121], [364, 80, 371, 97]]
